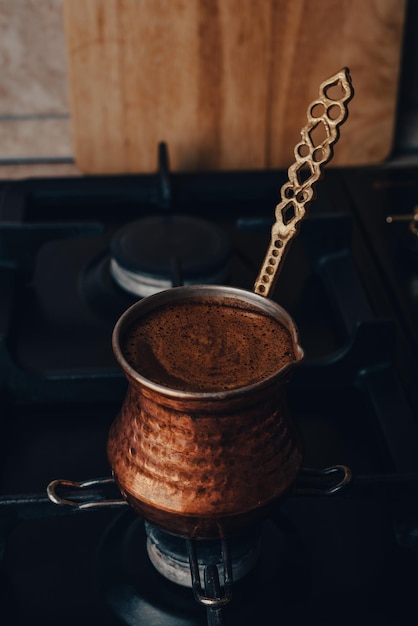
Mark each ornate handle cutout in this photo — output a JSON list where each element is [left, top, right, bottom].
[[254, 67, 354, 298]]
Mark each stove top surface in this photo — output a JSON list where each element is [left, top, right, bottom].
[[1, 160, 418, 624]]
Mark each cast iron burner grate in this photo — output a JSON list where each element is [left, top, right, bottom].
[[44, 466, 351, 626]]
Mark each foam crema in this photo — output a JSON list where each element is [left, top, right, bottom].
[[121, 295, 296, 392]]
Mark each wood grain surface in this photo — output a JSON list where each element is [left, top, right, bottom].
[[63, 0, 406, 173]]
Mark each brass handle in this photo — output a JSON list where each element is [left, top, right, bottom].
[[254, 67, 354, 298]]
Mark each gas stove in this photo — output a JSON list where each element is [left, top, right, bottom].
[[1, 147, 418, 625]]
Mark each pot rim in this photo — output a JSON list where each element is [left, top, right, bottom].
[[112, 284, 304, 400]]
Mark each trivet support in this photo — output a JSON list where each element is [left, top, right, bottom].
[[187, 536, 233, 626]]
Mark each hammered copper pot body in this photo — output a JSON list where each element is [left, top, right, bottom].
[[107, 285, 304, 538]]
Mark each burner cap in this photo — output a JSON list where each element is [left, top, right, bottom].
[[110, 215, 231, 297]]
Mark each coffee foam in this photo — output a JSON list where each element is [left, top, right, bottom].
[[122, 296, 296, 392]]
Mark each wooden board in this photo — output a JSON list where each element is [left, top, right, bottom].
[[63, 0, 406, 174]]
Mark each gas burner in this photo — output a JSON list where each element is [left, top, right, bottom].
[[97, 510, 308, 626], [144, 521, 261, 588], [110, 215, 231, 298]]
